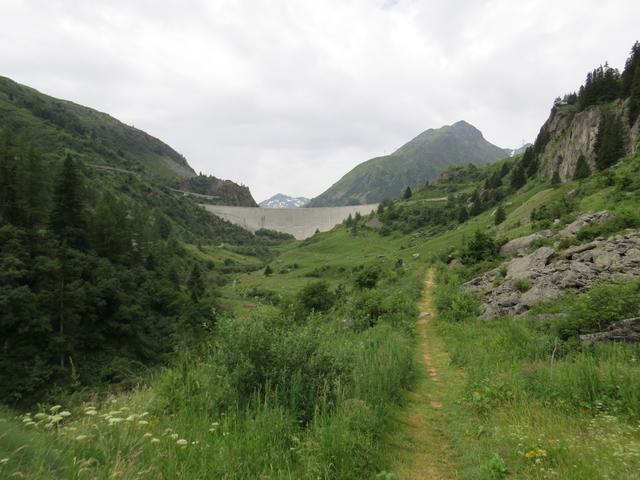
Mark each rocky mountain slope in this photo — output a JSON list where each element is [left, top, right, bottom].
[[308, 120, 509, 207], [259, 193, 310, 208], [0, 76, 255, 206]]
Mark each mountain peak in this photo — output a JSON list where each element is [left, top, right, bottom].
[[260, 193, 310, 208]]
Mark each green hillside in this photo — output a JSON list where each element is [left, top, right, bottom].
[[0, 76, 256, 205], [308, 120, 509, 206]]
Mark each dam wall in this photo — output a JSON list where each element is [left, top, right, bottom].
[[203, 204, 378, 240]]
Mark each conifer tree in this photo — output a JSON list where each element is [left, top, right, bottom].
[[50, 153, 87, 248], [594, 112, 625, 170], [187, 264, 205, 302], [551, 168, 562, 185], [494, 205, 506, 225], [403, 186, 412, 199], [628, 65, 640, 126], [510, 165, 526, 190], [573, 154, 591, 180], [264, 265, 273, 276]]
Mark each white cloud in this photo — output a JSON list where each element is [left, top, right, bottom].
[[1, 0, 639, 201]]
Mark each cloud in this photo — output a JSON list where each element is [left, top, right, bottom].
[[1, 0, 639, 201]]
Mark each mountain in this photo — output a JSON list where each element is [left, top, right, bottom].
[[509, 143, 533, 156], [0, 75, 255, 206], [308, 120, 509, 207], [260, 193, 310, 208]]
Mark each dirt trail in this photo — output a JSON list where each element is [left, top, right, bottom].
[[386, 269, 462, 479]]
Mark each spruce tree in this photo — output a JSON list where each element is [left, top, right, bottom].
[[403, 186, 412, 199], [594, 112, 625, 170], [50, 153, 87, 248], [551, 168, 562, 185], [573, 154, 591, 180], [510, 165, 526, 190], [628, 65, 640, 126], [494, 205, 506, 225], [264, 265, 273, 276], [187, 264, 205, 302]]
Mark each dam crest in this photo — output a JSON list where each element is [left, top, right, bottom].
[[203, 204, 378, 240]]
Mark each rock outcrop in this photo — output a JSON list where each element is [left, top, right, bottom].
[[536, 101, 636, 183], [465, 229, 640, 319], [558, 211, 611, 237], [580, 317, 640, 344]]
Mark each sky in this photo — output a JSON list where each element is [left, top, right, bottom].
[[1, 1, 639, 202]]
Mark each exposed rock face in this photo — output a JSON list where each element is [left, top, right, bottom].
[[580, 317, 640, 344], [465, 229, 640, 319], [537, 101, 635, 183], [500, 230, 552, 256], [558, 211, 611, 237], [538, 105, 602, 182]]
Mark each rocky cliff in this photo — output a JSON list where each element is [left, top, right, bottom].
[[537, 101, 640, 182]]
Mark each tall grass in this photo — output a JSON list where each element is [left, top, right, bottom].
[[0, 267, 421, 479]]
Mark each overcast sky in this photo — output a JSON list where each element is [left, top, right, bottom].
[[2, 0, 639, 201]]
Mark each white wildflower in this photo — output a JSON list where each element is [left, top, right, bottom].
[[138, 420, 149, 426], [50, 405, 62, 413], [176, 439, 188, 446], [150, 438, 160, 444], [59, 411, 71, 418]]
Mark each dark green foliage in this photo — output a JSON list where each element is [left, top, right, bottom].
[[573, 154, 591, 180], [551, 168, 562, 185], [510, 164, 526, 190], [264, 265, 273, 276], [531, 197, 575, 228], [628, 65, 640, 126], [621, 41, 640, 97], [0, 132, 235, 404], [594, 111, 626, 170], [50, 154, 87, 248], [494, 205, 506, 225], [577, 63, 621, 110], [403, 186, 412, 199], [354, 264, 381, 289], [296, 281, 335, 315], [461, 230, 500, 264], [187, 264, 205, 302]]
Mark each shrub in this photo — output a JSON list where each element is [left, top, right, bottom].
[[513, 278, 532, 292], [461, 230, 500, 264], [354, 264, 381, 289], [297, 281, 336, 315]]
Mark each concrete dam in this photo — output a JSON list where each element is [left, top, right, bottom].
[[203, 204, 378, 240]]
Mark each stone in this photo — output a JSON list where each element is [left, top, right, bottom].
[[506, 246, 555, 280], [593, 251, 620, 269], [580, 317, 640, 344], [520, 283, 561, 307], [559, 211, 611, 237], [500, 230, 552, 256], [625, 248, 640, 262]]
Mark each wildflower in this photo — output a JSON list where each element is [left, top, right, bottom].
[[150, 438, 160, 444], [140, 412, 149, 417], [75, 435, 88, 441], [125, 415, 135, 422], [85, 410, 97, 416], [34, 413, 47, 420], [176, 439, 188, 446], [524, 448, 547, 460], [0, 458, 9, 465], [143, 433, 152, 438], [169, 433, 179, 440], [50, 405, 62, 413], [59, 411, 71, 418], [24, 421, 36, 427], [50, 415, 63, 424], [138, 420, 149, 425], [108, 417, 124, 425]]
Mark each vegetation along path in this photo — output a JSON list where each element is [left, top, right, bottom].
[[387, 269, 463, 479]]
